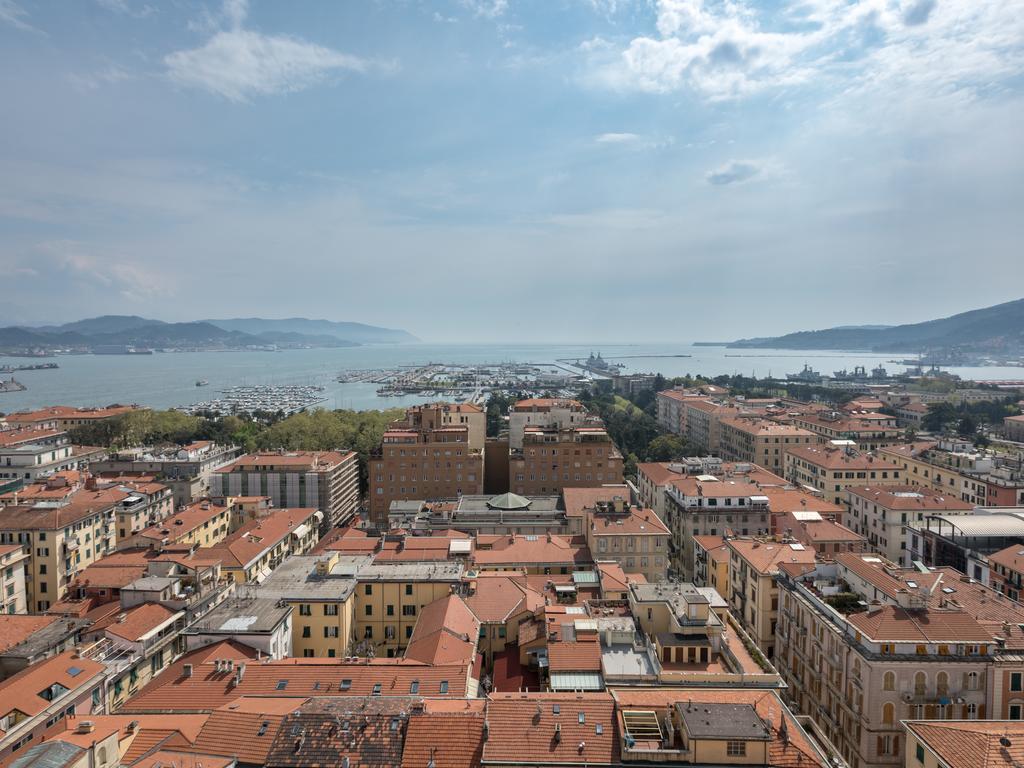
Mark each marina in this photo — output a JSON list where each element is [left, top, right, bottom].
[[0, 362, 58, 373], [340, 361, 590, 405], [176, 384, 327, 416]]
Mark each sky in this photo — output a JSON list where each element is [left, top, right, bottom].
[[1, 0, 1023, 343]]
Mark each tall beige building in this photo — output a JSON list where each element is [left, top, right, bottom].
[[785, 444, 904, 506], [718, 417, 816, 475], [212, 450, 360, 530]]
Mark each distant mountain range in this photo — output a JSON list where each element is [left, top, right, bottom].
[[0, 315, 417, 352], [727, 298, 1024, 355]]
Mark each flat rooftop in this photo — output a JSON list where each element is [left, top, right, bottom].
[[257, 555, 365, 601], [186, 596, 291, 635]]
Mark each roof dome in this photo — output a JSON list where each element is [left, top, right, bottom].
[[486, 492, 532, 511]]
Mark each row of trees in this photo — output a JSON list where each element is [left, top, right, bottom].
[[67, 407, 404, 491]]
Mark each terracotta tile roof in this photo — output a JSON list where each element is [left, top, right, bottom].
[[590, 507, 669, 536], [0, 650, 105, 721], [472, 535, 592, 568], [7, 405, 141, 423], [987, 544, 1024, 574], [846, 485, 974, 511], [0, 487, 128, 530], [0, 426, 65, 447], [69, 564, 148, 590], [692, 535, 728, 555], [596, 561, 630, 594], [402, 708, 484, 768], [121, 641, 468, 713], [726, 539, 817, 575], [546, 641, 602, 672], [265, 697, 416, 768], [96, 603, 180, 643], [405, 595, 480, 666], [191, 697, 308, 765], [137, 500, 229, 542], [561, 487, 630, 519], [200, 508, 317, 568], [785, 445, 903, 471], [719, 417, 815, 437], [482, 692, 619, 766], [464, 573, 543, 624], [611, 688, 827, 768], [0, 615, 59, 655], [904, 719, 1024, 768], [847, 604, 995, 642], [127, 749, 233, 768]]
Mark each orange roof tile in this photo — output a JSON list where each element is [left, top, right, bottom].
[[482, 692, 619, 766], [904, 719, 1024, 768], [402, 709, 484, 768], [0, 615, 59, 654]]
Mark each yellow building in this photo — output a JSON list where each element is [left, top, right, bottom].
[[259, 553, 359, 659], [200, 507, 319, 584], [355, 561, 465, 658], [124, 499, 232, 551], [726, 538, 816, 660], [718, 417, 817, 475], [0, 485, 124, 611], [692, 535, 731, 600], [784, 444, 904, 507]]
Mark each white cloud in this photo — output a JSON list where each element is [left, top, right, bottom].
[[68, 64, 134, 92], [584, 0, 1024, 103], [30, 240, 170, 299], [0, 0, 38, 32], [460, 0, 508, 18], [595, 132, 641, 144], [165, 0, 374, 101], [95, 0, 156, 18]]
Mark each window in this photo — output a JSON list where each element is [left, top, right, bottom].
[[405, 584, 413, 596], [726, 741, 746, 757], [882, 702, 895, 725], [276, 679, 288, 690], [298, 604, 312, 616], [1012, 673, 1023, 692], [410, 680, 419, 694], [324, 604, 338, 616], [916, 744, 925, 763], [340, 679, 352, 691], [883, 671, 895, 691], [402, 605, 416, 617], [439, 680, 449, 694], [364, 584, 373, 595], [302, 626, 311, 638], [365, 605, 373, 616], [372, 683, 382, 696], [386, 604, 394, 616]]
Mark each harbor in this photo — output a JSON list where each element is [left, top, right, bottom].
[[176, 384, 327, 416]]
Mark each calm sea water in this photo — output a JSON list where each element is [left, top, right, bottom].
[[2, 343, 1022, 413]]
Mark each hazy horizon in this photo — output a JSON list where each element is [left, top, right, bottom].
[[2, 0, 1023, 343]]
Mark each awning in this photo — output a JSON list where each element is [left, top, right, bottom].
[[312, 510, 324, 522], [549, 672, 604, 691], [292, 523, 310, 539]]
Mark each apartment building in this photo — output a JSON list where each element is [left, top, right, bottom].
[[122, 499, 232, 551], [368, 403, 484, 527], [509, 398, 587, 450], [785, 444, 904, 506], [718, 417, 816, 475], [0, 485, 124, 611], [792, 410, 904, 451], [200, 507, 320, 584], [0, 427, 102, 485], [258, 554, 360, 659], [655, 389, 698, 435], [664, 469, 841, 579], [509, 424, 623, 497], [354, 561, 465, 658], [692, 535, 731, 599], [683, 400, 746, 454], [881, 440, 1024, 507], [583, 496, 670, 583], [780, 551, 1024, 767], [0, 545, 29, 614], [726, 538, 816, 659], [93, 441, 241, 506], [846, 485, 974, 564], [212, 450, 359, 530], [5, 405, 143, 431], [0, 651, 106, 760]]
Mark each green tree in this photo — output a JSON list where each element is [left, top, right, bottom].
[[646, 434, 689, 462]]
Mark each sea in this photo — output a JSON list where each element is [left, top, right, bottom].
[[2, 343, 1023, 413]]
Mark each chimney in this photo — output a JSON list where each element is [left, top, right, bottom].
[[76, 721, 96, 734]]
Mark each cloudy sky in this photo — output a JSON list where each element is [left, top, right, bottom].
[[1, 0, 1022, 342]]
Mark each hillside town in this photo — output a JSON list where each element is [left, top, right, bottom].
[[0, 382, 1022, 768]]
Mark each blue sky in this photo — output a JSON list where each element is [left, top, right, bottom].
[[1, 0, 1023, 342]]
